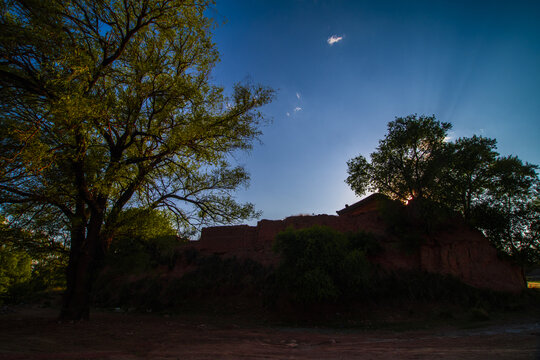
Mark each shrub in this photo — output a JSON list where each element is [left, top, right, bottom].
[[272, 226, 376, 308], [0, 244, 32, 304], [104, 234, 182, 274], [93, 251, 273, 311], [165, 255, 271, 302]]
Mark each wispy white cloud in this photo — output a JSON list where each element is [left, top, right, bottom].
[[294, 107, 302, 112], [296, 92, 301, 99], [286, 112, 290, 117], [327, 35, 343, 45]]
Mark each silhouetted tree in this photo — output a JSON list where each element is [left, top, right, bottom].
[[0, 0, 272, 320], [470, 156, 539, 266], [439, 135, 499, 219], [346, 114, 451, 202], [346, 115, 539, 266]]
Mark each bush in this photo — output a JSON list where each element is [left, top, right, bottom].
[[0, 244, 32, 304], [93, 250, 273, 311], [367, 270, 526, 311], [163, 255, 271, 304], [104, 234, 182, 274], [270, 225, 525, 316], [272, 226, 376, 308]]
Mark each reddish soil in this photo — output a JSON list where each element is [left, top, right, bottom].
[[1, 306, 539, 359]]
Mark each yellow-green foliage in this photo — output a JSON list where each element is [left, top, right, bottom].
[[106, 208, 182, 272], [0, 244, 32, 296]]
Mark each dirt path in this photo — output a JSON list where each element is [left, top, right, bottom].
[[1, 307, 539, 359]]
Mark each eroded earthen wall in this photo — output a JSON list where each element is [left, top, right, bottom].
[[419, 228, 525, 292], [193, 211, 525, 292]]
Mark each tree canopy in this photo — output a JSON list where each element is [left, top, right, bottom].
[[438, 135, 499, 219], [346, 114, 540, 267], [0, 0, 273, 320], [346, 114, 451, 201]]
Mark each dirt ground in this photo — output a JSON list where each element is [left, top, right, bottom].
[[0, 306, 539, 360]]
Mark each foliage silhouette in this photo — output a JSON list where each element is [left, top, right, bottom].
[[347, 114, 539, 266], [346, 114, 451, 202]]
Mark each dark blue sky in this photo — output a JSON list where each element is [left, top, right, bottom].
[[209, 0, 540, 222]]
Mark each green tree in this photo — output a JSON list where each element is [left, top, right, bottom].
[[346, 115, 540, 266], [346, 114, 451, 202], [439, 135, 499, 219], [471, 156, 540, 266], [0, 0, 272, 320]]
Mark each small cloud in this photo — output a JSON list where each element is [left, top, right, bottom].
[[294, 107, 302, 112], [327, 35, 343, 45], [286, 112, 290, 117], [296, 92, 301, 99]]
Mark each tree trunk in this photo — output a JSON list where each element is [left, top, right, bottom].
[[59, 209, 105, 321], [59, 244, 96, 321]]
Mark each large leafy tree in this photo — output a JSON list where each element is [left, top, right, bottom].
[[346, 114, 451, 202], [346, 115, 539, 267], [0, 0, 273, 320]]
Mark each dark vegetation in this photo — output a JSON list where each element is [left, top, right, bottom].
[[0, 217, 66, 305], [89, 222, 538, 325], [94, 251, 271, 313], [271, 226, 380, 307], [268, 225, 538, 323], [2, 194, 538, 324]]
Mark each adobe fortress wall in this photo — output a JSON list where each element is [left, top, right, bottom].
[[188, 197, 526, 293]]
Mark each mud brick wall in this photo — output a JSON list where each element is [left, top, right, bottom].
[[198, 212, 386, 253], [198, 225, 258, 253], [419, 227, 526, 293], [193, 209, 525, 293]]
